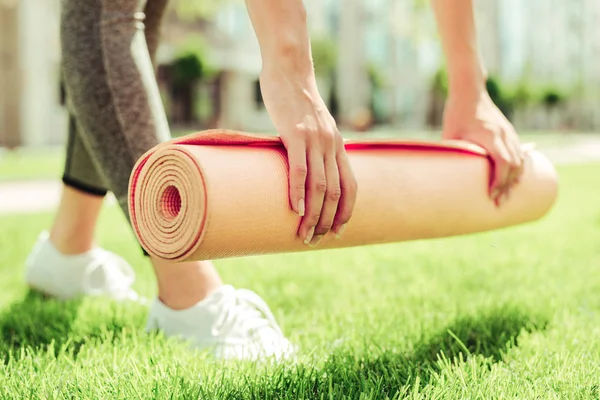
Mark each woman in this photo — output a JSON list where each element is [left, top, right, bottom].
[[24, 0, 523, 360]]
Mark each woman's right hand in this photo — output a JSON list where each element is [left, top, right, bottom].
[[243, 0, 357, 246], [259, 66, 357, 247]]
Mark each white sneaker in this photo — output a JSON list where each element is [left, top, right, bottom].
[[25, 231, 141, 302], [146, 284, 296, 360]]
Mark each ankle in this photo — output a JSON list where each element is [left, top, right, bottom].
[[158, 281, 222, 310], [49, 229, 95, 255], [158, 290, 213, 310], [47, 184, 104, 255], [152, 259, 223, 310]]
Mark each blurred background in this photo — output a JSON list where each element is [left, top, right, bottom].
[[1, 0, 600, 147]]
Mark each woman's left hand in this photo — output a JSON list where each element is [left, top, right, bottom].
[[442, 90, 525, 207]]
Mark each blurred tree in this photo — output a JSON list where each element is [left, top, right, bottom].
[[168, 34, 218, 125], [368, 63, 387, 124], [511, 82, 534, 109], [426, 65, 448, 127], [170, 0, 233, 21], [431, 66, 448, 98], [388, 0, 434, 126], [311, 36, 337, 78], [173, 34, 218, 80], [310, 35, 338, 114], [541, 88, 566, 109], [486, 75, 513, 119], [336, 0, 370, 128]]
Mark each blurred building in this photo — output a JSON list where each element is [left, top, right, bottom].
[[475, 0, 600, 128], [158, 0, 344, 132], [0, 0, 65, 148], [0, 0, 21, 148]]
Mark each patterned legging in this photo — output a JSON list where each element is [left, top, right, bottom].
[[60, 0, 170, 225]]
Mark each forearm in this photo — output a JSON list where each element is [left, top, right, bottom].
[[431, 0, 487, 95], [244, 0, 313, 76]]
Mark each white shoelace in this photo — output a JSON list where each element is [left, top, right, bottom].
[[82, 249, 140, 302], [211, 288, 285, 341]]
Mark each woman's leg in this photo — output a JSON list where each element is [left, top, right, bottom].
[[28, 0, 295, 360], [61, 0, 167, 213], [50, 0, 168, 256], [50, 116, 107, 255], [56, 0, 222, 308]]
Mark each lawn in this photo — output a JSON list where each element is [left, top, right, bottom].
[[0, 161, 599, 399], [0, 147, 64, 181]]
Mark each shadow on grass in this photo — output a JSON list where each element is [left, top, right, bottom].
[[0, 290, 144, 363], [0, 291, 83, 360], [223, 304, 550, 399], [0, 289, 147, 363], [0, 289, 137, 361]]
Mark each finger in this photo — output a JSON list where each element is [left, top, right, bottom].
[[299, 148, 327, 245], [500, 129, 526, 205], [504, 129, 524, 188], [514, 159, 525, 184], [510, 144, 525, 185], [505, 149, 523, 192], [488, 139, 512, 206], [331, 149, 357, 238], [285, 137, 308, 217], [499, 145, 520, 203], [515, 143, 536, 184], [309, 151, 341, 247]]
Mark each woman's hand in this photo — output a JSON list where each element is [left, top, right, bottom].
[[442, 90, 524, 206], [430, 0, 524, 207], [260, 66, 357, 246], [244, 0, 356, 246]]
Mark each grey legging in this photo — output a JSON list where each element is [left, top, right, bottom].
[[61, 0, 170, 223]]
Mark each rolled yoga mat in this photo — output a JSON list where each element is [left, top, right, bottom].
[[128, 130, 558, 261]]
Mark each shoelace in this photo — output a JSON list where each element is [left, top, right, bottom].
[[212, 288, 285, 341], [82, 249, 140, 302]]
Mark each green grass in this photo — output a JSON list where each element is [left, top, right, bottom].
[[0, 163, 599, 398], [0, 147, 64, 181]]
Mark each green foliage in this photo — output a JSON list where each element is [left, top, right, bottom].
[[541, 87, 566, 108], [310, 36, 338, 77], [503, 81, 568, 110], [367, 63, 386, 89], [485, 75, 514, 118], [413, 0, 429, 10], [431, 66, 448, 97], [171, 34, 218, 87], [429, 66, 573, 118], [368, 63, 388, 123], [171, 0, 232, 21], [172, 53, 203, 87], [510, 82, 535, 108]]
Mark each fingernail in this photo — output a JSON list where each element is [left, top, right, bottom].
[[491, 188, 501, 200], [309, 234, 324, 247], [335, 224, 347, 239], [304, 227, 315, 244], [516, 173, 524, 184], [498, 191, 509, 207], [297, 199, 305, 216]]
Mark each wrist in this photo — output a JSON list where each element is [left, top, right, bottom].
[[446, 54, 488, 96], [260, 43, 317, 91], [261, 40, 311, 68], [447, 67, 488, 102]]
